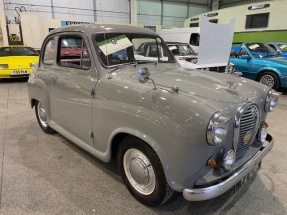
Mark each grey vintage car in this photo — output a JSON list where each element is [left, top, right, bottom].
[[27, 24, 279, 207]]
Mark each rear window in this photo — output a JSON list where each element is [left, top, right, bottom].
[[0, 47, 38, 57]]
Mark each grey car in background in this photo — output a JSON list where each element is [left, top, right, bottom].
[[27, 24, 279, 206]]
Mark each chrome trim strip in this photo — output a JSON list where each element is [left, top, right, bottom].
[[183, 134, 273, 201]]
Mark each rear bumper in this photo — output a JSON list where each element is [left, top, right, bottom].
[[183, 134, 274, 201]]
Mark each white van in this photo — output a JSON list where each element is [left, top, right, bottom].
[[160, 28, 200, 53]]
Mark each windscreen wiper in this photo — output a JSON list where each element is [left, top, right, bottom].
[[108, 62, 137, 79]]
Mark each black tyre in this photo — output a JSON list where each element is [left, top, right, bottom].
[[117, 136, 173, 207], [258, 72, 280, 90], [35, 100, 54, 134]]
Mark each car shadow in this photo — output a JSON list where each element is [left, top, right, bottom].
[[0, 77, 28, 83], [22, 129, 286, 214], [279, 87, 287, 95]]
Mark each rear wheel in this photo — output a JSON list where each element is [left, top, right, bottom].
[[35, 101, 54, 134], [117, 136, 173, 207], [258, 72, 280, 90]]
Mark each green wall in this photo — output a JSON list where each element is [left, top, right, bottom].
[[233, 30, 287, 45]]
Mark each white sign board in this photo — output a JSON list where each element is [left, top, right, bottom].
[[97, 34, 133, 56]]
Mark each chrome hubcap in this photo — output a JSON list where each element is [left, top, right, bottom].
[[37, 102, 48, 127], [123, 149, 155, 195], [260, 75, 274, 88]]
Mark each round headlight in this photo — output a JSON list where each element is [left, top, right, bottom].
[[207, 112, 231, 145], [265, 90, 281, 112], [269, 98, 276, 110], [214, 125, 227, 144], [222, 150, 236, 170], [29, 62, 38, 68]]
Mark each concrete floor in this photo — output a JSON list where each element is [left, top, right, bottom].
[[0, 78, 287, 215]]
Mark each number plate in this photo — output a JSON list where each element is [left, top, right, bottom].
[[234, 161, 261, 193], [11, 70, 29, 75]]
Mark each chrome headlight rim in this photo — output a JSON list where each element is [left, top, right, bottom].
[[207, 112, 231, 146], [265, 90, 281, 112]]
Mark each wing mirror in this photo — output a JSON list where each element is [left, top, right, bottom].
[[137, 67, 157, 90], [241, 54, 251, 60]]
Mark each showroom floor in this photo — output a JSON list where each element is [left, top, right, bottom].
[[0, 78, 287, 215]]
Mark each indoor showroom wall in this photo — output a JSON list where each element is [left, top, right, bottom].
[[1, 0, 209, 47], [137, 0, 208, 28], [3, 0, 208, 27], [3, 0, 130, 24]]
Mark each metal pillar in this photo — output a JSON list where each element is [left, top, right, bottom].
[[161, 0, 163, 26], [130, 0, 137, 25], [211, 0, 220, 11], [0, 0, 8, 45], [93, 0, 97, 22], [51, 0, 55, 19]]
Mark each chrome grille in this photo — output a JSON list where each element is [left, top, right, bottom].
[[236, 104, 260, 157]]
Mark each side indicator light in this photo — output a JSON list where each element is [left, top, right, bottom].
[[207, 158, 217, 168]]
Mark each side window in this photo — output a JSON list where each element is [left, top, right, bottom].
[[268, 44, 277, 52], [82, 42, 91, 69], [245, 13, 269, 29], [58, 37, 91, 69], [190, 23, 199, 27], [190, 33, 200, 46], [43, 38, 55, 65], [238, 48, 247, 57]]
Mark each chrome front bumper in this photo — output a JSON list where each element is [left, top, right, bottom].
[[183, 134, 274, 201]]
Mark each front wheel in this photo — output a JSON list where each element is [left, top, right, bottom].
[[35, 101, 54, 134], [117, 136, 173, 207], [258, 72, 280, 90]]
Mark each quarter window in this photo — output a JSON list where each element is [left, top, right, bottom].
[[58, 37, 91, 69], [43, 38, 55, 65], [245, 13, 269, 29]]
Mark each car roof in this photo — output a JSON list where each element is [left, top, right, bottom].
[[49, 24, 159, 37]]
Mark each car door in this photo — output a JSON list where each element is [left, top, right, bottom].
[[50, 33, 97, 146], [230, 47, 255, 79]]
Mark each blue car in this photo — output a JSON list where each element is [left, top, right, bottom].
[[230, 42, 287, 90], [266, 42, 287, 58]]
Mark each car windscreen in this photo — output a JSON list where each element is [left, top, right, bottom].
[[94, 33, 174, 67], [246, 43, 279, 58], [0, 47, 39, 57], [168, 44, 196, 56], [277, 43, 287, 52]]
